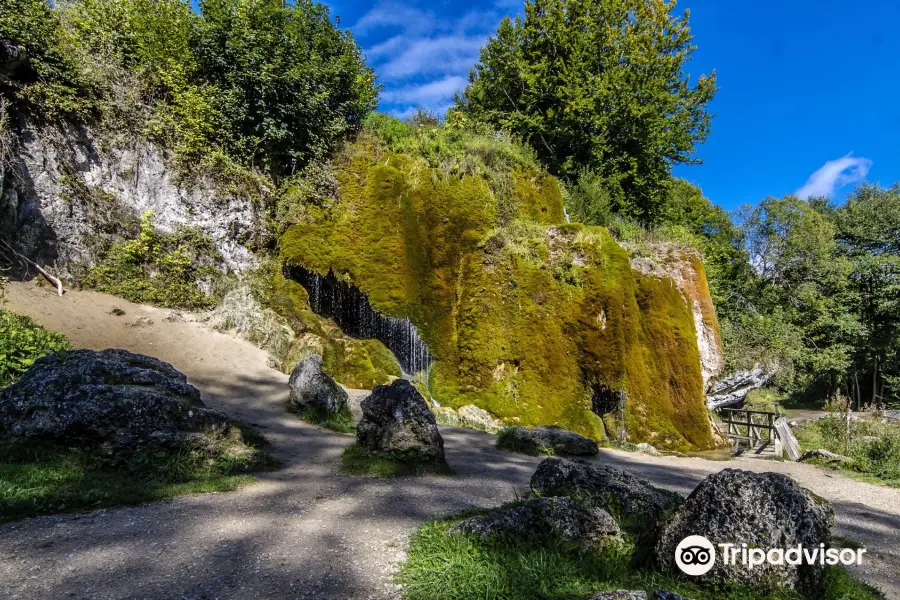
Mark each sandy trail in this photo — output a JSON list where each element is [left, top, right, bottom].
[[1, 281, 898, 600]]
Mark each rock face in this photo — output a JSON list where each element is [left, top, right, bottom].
[[449, 497, 620, 549], [2, 122, 265, 276], [288, 354, 348, 416], [706, 365, 773, 410], [531, 458, 683, 525], [500, 426, 599, 456], [655, 469, 834, 595], [356, 379, 445, 462], [0, 349, 228, 450]]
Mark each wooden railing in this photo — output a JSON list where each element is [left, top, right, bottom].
[[718, 408, 778, 449]]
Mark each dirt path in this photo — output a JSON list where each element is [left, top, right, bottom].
[[2, 281, 899, 600]]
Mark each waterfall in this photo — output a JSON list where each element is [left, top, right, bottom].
[[287, 266, 434, 378]]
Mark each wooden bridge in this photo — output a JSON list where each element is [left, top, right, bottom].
[[717, 407, 800, 460]]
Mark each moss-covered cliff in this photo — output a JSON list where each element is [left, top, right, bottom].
[[280, 133, 717, 450]]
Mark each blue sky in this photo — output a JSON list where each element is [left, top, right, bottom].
[[324, 0, 900, 211]]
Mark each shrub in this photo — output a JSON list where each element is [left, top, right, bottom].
[[85, 210, 223, 309], [0, 310, 71, 388]]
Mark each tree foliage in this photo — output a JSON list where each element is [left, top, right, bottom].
[[456, 0, 717, 223]]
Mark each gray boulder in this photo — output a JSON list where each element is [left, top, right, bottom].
[[531, 458, 683, 526], [499, 425, 599, 457], [0, 349, 228, 450], [654, 469, 834, 595], [706, 365, 773, 410], [357, 379, 444, 462], [449, 497, 620, 549], [288, 355, 348, 416], [589, 592, 689, 600]]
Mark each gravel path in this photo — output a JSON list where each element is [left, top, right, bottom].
[[2, 282, 898, 599]]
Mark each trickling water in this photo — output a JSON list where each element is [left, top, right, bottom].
[[287, 266, 434, 378]]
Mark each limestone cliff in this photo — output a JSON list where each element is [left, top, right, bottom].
[[281, 137, 722, 450], [1, 122, 268, 276]]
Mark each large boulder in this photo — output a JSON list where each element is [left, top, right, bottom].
[[449, 497, 620, 549], [0, 349, 228, 450], [531, 458, 683, 526], [654, 469, 834, 595], [356, 379, 444, 462], [288, 354, 348, 416], [499, 425, 599, 456]]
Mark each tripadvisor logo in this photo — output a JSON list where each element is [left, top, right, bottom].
[[674, 535, 867, 576]]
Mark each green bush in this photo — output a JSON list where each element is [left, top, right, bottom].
[[85, 210, 222, 309], [0, 310, 71, 388]]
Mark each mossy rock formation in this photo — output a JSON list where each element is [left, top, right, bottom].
[[281, 138, 719, 450]]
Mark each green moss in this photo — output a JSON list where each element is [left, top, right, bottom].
[[322, 338, 401, 389], [279, 136, 716, 449]]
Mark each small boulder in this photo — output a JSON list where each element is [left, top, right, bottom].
[[531, 458, 683, 525], [449, 496, 620, 549], [589, 592, 646, 600], [457, 404, 502, 433], [288, 355, 348, 416], [499, 426, 599, 456], [654, 469, 834, 595], [357, 379, 445, 462], [0, 349, 228, 451]]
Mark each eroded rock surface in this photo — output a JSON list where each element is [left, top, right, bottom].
[[531, 458, 683, 525], [288, 354, 348, 416], [449, 496, 620, 549], [0, 348, 227, 450], [500, 425, 599, 456], [356, 379, 445, 462], [655, 469, 834, 595]]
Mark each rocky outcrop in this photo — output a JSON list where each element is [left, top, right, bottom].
[[2, 122, 267, 276], [457, 405, 502, 433], [655, 469, 834, 595], [356, 379, 445, 462], [288, 354, 348, 416], [531, 458, 683, 525], [449, 497, 620, 549], [498, 426, 599, 457], [706, 365, 773, 410], [0, 348, 228, 450], [589, 592, 688, 600]]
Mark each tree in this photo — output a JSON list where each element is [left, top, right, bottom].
[[193, 0, 378, 176], [455, 0, 716, 223]]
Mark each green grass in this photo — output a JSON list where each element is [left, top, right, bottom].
[[794, 414, 900, 487], [0, 424, 278, 523], [495, 428, 555, 456], [294, 405, 357, 434], [397, 513, 883, 600], [339, 443, 452, 478]]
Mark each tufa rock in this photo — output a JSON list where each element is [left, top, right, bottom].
[[356, 379, 445, 462], [0, 349, 228, 450], [449, 497, 620, 549], [531, 458, 683, 525], [288, 354, 349, 416], [706, 365, 773, 410], [500, 426, 599, 457], [654, 469, 834, 595], [457, 404, 503, 433]]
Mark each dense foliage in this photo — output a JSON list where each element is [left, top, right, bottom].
[[2, 0, 376, 176], [0, 277, 71, 388], [456, 0, 716, 223]]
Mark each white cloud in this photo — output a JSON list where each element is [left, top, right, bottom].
[[380, 75, 468, 104], [353, 1, 510, 114], [795, 154, 873, 199]]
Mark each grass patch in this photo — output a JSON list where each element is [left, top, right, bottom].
[[794, 413, 900, 487], [294, 405, 357, 434], [339, 443, 452, 478], [397, 515, 883, 600], [495, 427, 555, 456], [0, 424, 278, 523]]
